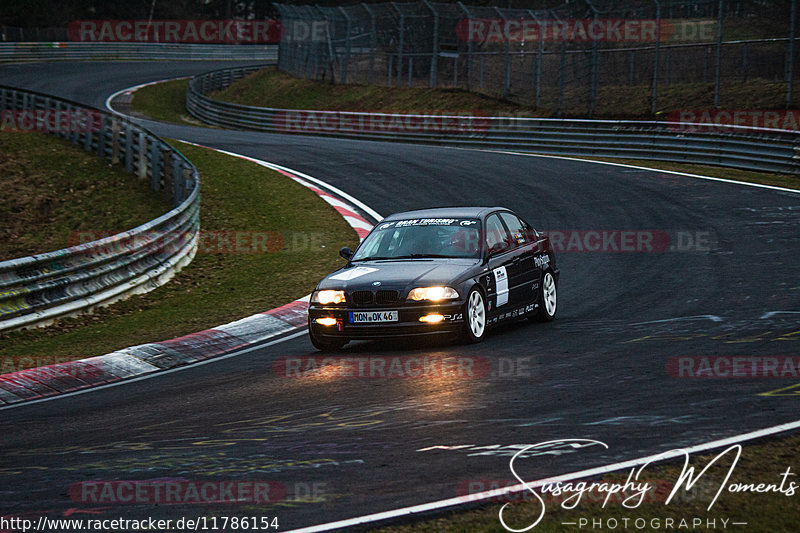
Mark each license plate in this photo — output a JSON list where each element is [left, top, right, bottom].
[[349, 311, 399, 323]]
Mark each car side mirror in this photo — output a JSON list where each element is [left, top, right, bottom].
[[339, 247, 354, 261]]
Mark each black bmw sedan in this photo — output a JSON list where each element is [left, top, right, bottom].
[[307, 207, 559, 350]]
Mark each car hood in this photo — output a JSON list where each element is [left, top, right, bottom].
[[318, 259, 480, 292]]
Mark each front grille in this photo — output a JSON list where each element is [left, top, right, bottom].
[[375, 290, 401, 305], [350, 290, 374, 306]]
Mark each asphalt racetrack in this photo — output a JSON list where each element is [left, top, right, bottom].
[[1, 61, 799, 530]]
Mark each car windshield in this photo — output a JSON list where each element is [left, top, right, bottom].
[[352, 218, 482, 261]]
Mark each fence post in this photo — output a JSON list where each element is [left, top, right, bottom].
[[527, 10, 544, 108], [424, 0, 439, 89], [339, 7, 352, 84], [459, 2, 472, 91], [651, 0, 661, 114], [362, 3, 377, 85], [494, 7, 511, 98], [558, 44, 566, 116], [787, 0, 796, 107], [629, 50, 636, 85], [392, 3, 405, 87], [713, 0, 723, 107]]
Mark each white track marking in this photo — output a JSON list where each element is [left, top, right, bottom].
[[479, 148, 800, 194]]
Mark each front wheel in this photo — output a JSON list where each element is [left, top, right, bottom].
[[309, 325, 348, 351], [460, 287, 487, 343], [535, 270, 557, 322]]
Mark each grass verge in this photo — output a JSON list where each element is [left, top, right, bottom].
[[0, 131, 172, 260], [208, 68, 800, 119], [375, 432, 800, 532], [128, 78, 202, 126], [0, 139, 359, 367], [210, 68, 528, 114]]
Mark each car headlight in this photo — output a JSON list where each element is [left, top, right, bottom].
[[407, 286, 459, 302], [312, 289, 346, 305]]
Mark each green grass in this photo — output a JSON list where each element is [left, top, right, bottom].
[[0, 131, 172, 260], [0, 140, 359, 364], [210, 68, 529, 114], [376, 432, 800, 532], [205, 68, 800, 119], [128, 78, 203, 125]]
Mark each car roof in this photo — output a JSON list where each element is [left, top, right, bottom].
[[382, 207, 508, 221]]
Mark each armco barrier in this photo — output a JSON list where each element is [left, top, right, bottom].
[[186, 65, 800, 175], [0, 86, 201, 332], [0, 42, 277, 62]]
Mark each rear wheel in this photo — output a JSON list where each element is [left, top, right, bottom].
[[535, 270, 557, 322], [308, 325, 348, 351], [460, 287, 487, 343]]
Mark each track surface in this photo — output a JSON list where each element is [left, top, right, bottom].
[[1, 62, 799, 530]]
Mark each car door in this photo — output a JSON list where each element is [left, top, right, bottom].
[[499, 211, 539, 308], [484, 213, 527, 319]]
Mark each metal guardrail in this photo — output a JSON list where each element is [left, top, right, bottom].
[[0, 42, 277, 62], [0, 86, 201, 332], [187, 65, 800, 175]]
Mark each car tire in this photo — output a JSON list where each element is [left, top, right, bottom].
[[460, 286, 487, 343], [535, 270, 557, 322], [308, 326, 348, 351]]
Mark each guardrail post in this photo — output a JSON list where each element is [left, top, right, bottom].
[[111, 118, 121, 164], [183, 166, 192, 199], [172, 156, 184, 205], [96, 114, 107, 158], [150, 140, 161, 191], [138, 131, 147, 181], [124, 122, 133, 173], [83, 111, 93, 151], [162, 146, 173, 199]]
